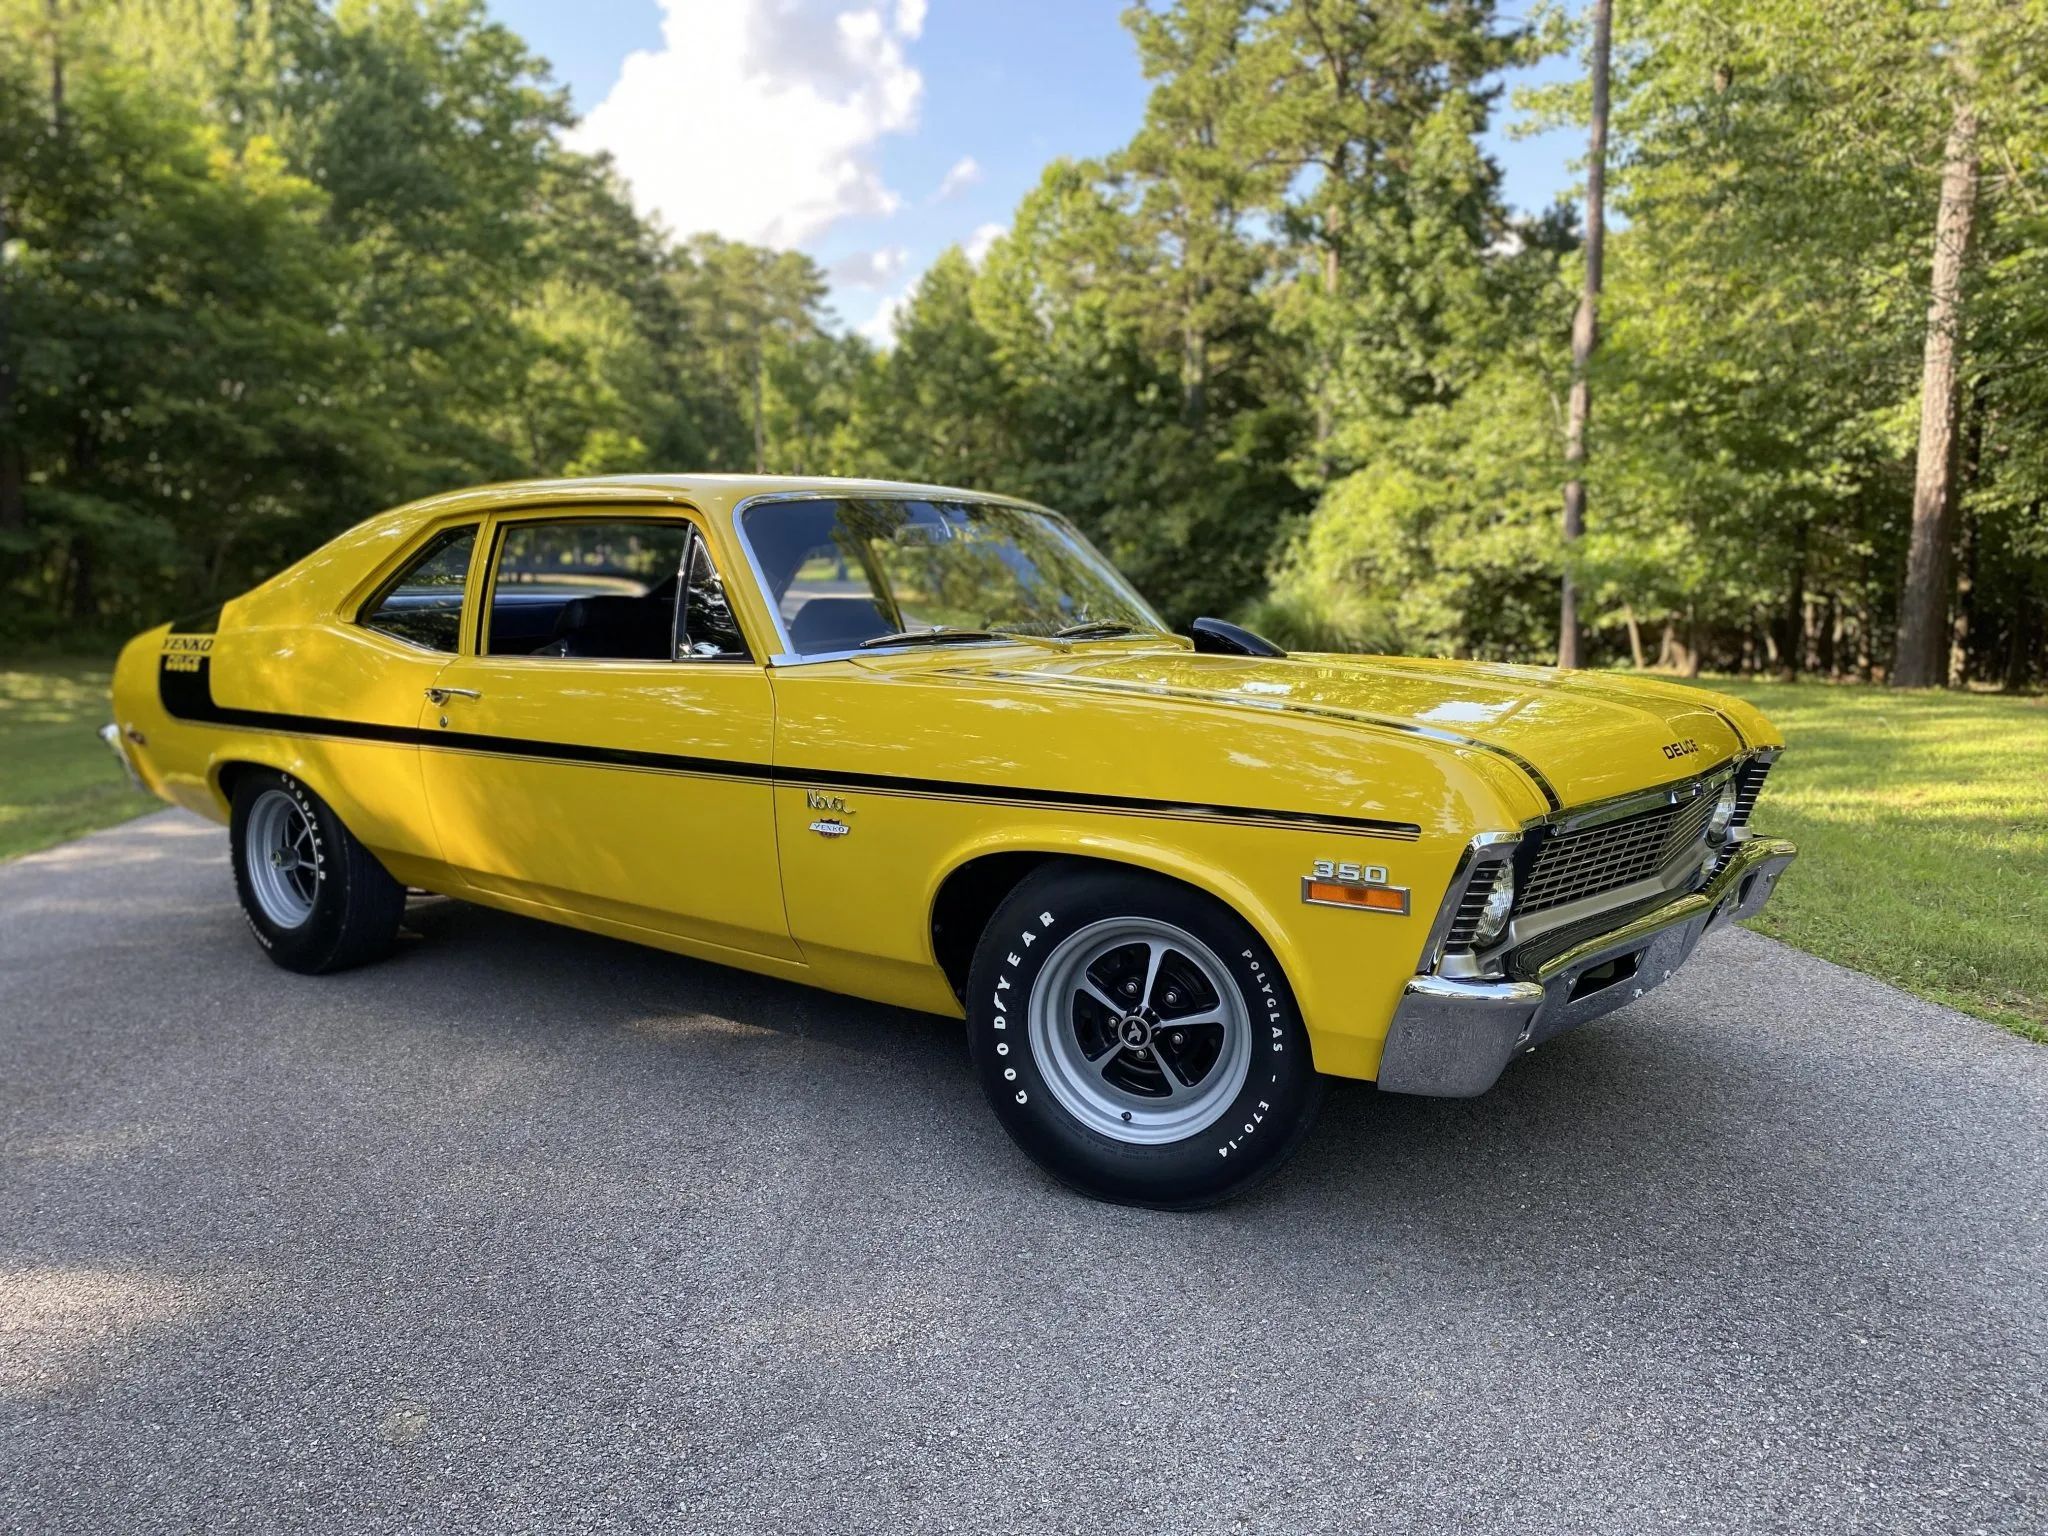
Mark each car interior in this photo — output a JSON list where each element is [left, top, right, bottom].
[[490, 580, 681, 659], [362, 517, 748, 663]]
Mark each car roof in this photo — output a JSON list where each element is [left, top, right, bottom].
[[390, 473, 1031, 524]]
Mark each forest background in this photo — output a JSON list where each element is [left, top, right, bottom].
[[4, 0, 2046, 689]]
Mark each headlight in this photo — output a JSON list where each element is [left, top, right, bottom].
[[1470, 861, 1516, 946], [1706, 781, 1740, 842]]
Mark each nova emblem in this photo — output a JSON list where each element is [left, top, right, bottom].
[[808, 819, 851, 839], [805, 789, 852, 815], [1663, 738, 1701, 760]]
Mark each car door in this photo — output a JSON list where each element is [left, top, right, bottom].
[[417, 506, 797, 962]]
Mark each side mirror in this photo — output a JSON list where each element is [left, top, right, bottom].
[[1184, 617, 1288, 658]]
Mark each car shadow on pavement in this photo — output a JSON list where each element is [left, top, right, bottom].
[[384, 889, 1942, 1262]]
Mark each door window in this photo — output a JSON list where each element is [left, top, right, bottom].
[[485, 518, 697, 661], [359, 525, 477, 653]]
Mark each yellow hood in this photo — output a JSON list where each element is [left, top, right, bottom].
[[930, 646, 1774, 812]]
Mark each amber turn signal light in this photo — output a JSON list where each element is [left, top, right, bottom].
[[1301, 878, 1410, 914]]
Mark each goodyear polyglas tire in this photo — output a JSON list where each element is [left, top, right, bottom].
[[966, 862, 1324, 1208], [229, 770, 406, 975]]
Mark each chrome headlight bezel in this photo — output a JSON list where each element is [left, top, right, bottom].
[[1706, 780, 1740, 842], [1470, 861, 1517, 947]]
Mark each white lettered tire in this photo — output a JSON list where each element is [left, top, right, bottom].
[[966, 863, 1324, 1208], [229, 770, 406, 974]]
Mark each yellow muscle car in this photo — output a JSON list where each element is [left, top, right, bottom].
[[104, 475, 1796, 1207]]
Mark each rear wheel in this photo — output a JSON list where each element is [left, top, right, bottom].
[[966, 864, 1324, 1208], [229, 770, 405, 974]]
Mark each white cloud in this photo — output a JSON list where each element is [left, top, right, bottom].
[[572, 0, 926, 250], [829, 244, 910, 288], [858, 286, 914, 348], [934, 154, 982, 202], [964, 221, 1005, 266]]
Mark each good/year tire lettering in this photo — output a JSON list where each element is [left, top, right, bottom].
[[965, 864, 1324, 1209]]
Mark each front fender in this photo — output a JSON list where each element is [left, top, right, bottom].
[[922, 817, 1477, 1081]]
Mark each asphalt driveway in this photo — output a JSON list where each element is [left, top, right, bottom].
[[2, 810, 2043, 1535]]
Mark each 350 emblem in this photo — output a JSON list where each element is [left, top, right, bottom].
[[1312, 859, 1388, 885]]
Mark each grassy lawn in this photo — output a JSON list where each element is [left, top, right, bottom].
[[1694, 678, 2047, 1043], [0, 658, 157, 861]]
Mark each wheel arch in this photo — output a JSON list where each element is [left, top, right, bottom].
[[927, 836, 1299, 1009], [210, 753, 302, 816]]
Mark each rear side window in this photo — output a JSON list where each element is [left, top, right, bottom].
[[360, 525, 476, 653]]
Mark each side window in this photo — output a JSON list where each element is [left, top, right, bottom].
[[678, 529, 750, 660], [487, 518, 692, 661], [360, 525, 476, 653]]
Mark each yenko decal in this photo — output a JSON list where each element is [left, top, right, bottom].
[[161, 634, 214, 673]]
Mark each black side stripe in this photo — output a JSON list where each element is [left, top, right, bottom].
[[158, 658, 1421, 842]]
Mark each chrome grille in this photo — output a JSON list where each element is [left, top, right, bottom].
[[1442, 872, 1497, 952], [1520, 786, 1718, 916], [1731, 758, 1771, 827]]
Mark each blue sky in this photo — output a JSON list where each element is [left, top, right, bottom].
[[488, 0, 1583, 340]]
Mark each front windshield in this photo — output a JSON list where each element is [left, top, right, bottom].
[[742, 496, 1165, 656]]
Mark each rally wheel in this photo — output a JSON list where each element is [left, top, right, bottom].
[[967, 863, 1324, 1208], [230, 770, 405, 974]]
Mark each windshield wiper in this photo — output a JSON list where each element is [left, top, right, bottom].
[[857, 626, 1004, 649], [1052, 618, 1147, 639]]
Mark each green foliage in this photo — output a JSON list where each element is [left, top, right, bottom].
[[1, 0, 2043, 684], [0, 0, 840, 638]]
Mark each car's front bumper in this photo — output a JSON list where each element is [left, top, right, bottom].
[[1374, 836, 1797, 1097]]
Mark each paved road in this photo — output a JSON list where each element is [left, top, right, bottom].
[[2, 811, 2043, 1535]]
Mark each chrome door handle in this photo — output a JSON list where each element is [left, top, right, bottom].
[[425, 686, 481, 705]]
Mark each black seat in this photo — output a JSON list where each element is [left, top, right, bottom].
[[786, 595, 891, 652], [541, 595, 674, 660]]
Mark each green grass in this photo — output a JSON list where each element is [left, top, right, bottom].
[[2, 656, 2042, 1041], [1692, 678, 2048, 1043], [0, 658, 157, 860]]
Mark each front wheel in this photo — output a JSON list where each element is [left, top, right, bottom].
[[966, 864, 1324, 1208], [229, 770, 405, 974]]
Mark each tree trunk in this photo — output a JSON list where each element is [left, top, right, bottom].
[[0, 188, 21, 532], [1557, 0, 1612, 670], [1857, 556, 1875, 681], [2004, 567, 2034, 691], [1775, 528, 1806, 681], [1623, 603, 1645, 668], [1949, 508, 1974, 686], [751, 343, 766, 474], [1182, 314, 1208, 430], [1893, 99, 1979, 688], [48, 0, 66, 133]]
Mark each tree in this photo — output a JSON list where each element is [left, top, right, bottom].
[[1893, 93, 1979, 686], [1557, 0, 1610, 669]]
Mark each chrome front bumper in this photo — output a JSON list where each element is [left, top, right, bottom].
[[1375, 837, 1797, 1097]]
